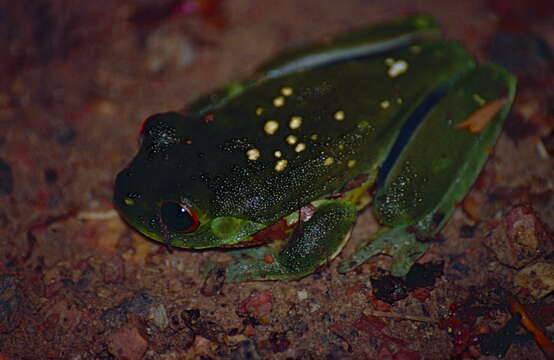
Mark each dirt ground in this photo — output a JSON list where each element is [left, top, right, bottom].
[[1, 0, 553, 359]]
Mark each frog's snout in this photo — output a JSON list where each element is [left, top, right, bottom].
[[113, 168, 136, 211]]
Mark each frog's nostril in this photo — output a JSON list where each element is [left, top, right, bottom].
[[114, 169, 137, 207], [123, 192, 142, 206]]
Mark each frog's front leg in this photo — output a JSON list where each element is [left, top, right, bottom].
[[225, 200, 356, 282]]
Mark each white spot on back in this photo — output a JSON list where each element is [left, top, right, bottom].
[[386, 59, 409, 77], [380, 100, 390, 109]]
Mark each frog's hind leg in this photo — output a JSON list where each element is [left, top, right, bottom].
[[225, 200, 356, 282], [339, 64, 516, 276]]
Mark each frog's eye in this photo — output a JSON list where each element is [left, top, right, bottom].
[[160, 201, 200, 233]]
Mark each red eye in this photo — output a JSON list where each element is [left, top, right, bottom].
[[160, 201, 200, 233]]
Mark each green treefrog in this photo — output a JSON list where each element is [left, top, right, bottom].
[[114, 15, 516, 281]]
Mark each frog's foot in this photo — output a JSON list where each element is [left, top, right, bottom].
[[337, 226, 428, 277], [225, 200, 356, 282]]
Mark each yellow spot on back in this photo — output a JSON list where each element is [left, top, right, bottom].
[[472, 94, 486, 106], [295, 143, 306, 153], [286, 135, 298, 145], [334, 110, 345, 121], [324, 157, 334, 166], [273, 96, 285, 107], [281, 87, 293, 96], [256, 107, 264, 116], [275, 159, 288, 172], [124, 198, 135, 206], [380, 100, 390, 109], [274, 150, 282, 158], [289, 116, 302, 129], [310, 134, 318, 141], [264, 120, 279, 135], [246, 148, 260, 161], [357, 121, 370, 129], [347, 160, 356, 168]]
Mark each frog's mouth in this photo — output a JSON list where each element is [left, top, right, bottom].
[[167, 216, 266, 249], [116, 210, 265, 250], [114, 175, 266, 249]]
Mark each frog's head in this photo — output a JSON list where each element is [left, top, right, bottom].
[[113, 112, 266, 248]]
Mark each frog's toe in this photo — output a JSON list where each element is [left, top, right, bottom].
[[338, 226, 427, 276]]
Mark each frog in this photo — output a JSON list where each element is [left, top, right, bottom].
[[113, 15, 516, 282]]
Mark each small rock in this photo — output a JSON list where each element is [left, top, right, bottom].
[[102, 291, 168, 330], [108, 324, 148, 360], [190, 320, 225, 342], [371, 275, 408, 304], [236, 290, 273, 318], [149, 304, 169, 330], [200, 265, 225, 296], [309, 303, 321, 313], [296, 289, 308, 301], [514, 262, 554, 298], [190, 335, 216, 357], [485, 205, 552, 268]]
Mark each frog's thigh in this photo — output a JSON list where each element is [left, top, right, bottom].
[[225, 200, 356, 281], [340, 63, 516, 276], [278, 200, 357, 276]]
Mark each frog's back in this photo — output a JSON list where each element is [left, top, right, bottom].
[[172, 40, 473, 221], [132, 40, 475, 225]]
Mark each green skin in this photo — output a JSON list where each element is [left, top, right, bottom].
[[114, 15, 516, 281]]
